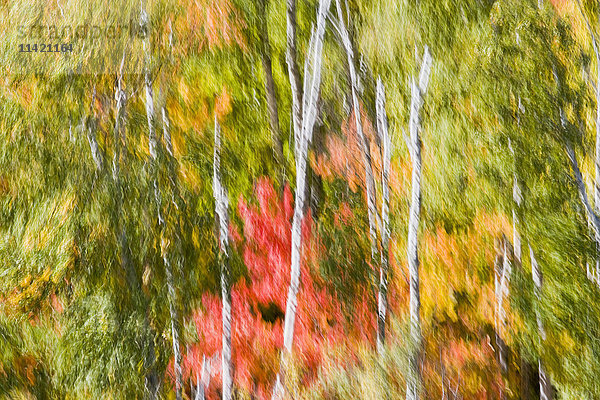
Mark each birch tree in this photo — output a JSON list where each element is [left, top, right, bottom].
[[494, 236, 512, 378], [285, 0, 303, 147], [333, 0, 391, 352], [213, 115, 233, 400], [566, 143, 600, 251], [85, 86, 104, 172], [494, 94, 521, 390], [405, 46, 432, 400], [83, 71, 161, 398], [511, 111, 523, 266], [519, 92, 553, 400], [145, 74, 183, 400], [193, 355, 212, 400], [333, 0, 379, 260], [259, 0, 284, 168], [142, 5, 183, 398], [575, 0, 600, 283], [376, 77, 392, 354], [529, 246, 553, 400], [272, 0, 331, 397]]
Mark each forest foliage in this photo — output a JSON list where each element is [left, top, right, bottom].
[[2, 0, 600, 399]]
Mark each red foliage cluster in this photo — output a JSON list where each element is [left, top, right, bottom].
[[181, 0, 247, 52], [181, 178, 375, 398]]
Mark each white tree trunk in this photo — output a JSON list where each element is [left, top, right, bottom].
[[164, 254, 183, 399], [566, 143, 600, 245], [113, 72, 125, 181], [111, 66, 140, 296], [86, 66, 158, 397], [512, 177, 522, 264], [85, 121, 104, 171], [85, 86, 104, 171], [495, 237, 511, 376], [335, 0, 380, 259], [195, 369, 204, 400], [162, 107, 173, 157], [529, 246, 553, 400], [511, 98, 523, 267], [376, 77, 391, 354], [143, 30, 183, 397], [194, 354, 212, 400], [575, 0, 600, 284], [406, 47, 432, 400], [335, 0, 391, 353], [272, 1, 331, 398], [213, 116, 233, 400]]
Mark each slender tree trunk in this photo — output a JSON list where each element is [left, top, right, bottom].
[[164, 257, 183, 399], [144, 335, 160, 400], [512, 180, 522, 265], [195, 370, 204, 400], [519, 360, 535, 400], [160, 91, 188, 400], [285, 0, 303, 150], [84, 80, 160, 398], [529, 246, 553, 400], [512, 101, 534, 399], [511, 98, 523, 267], [85, 86, 104, 172], [259, 0, 284, 168], [113, 81, 124, 181], [194, 355, 211, 400], [144, 37, 183, 397], [493, 239, 503, 377], [272, 1, 331, 398], [376, 77, 391, 354], [495, 236, 512, 378], [112, 67, 140, 303], [575, 0, 600, 284], [273, 106, 309, 400], [406, 47, 432, 400], [335, 0, 380, 261], [85, 75, 161, 399], [161, 106, 184, 213], [567, 143, 600, 245], [85, 120, 104, 171], [334, 0, 385, 350], [213, 116, 233, 400]]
